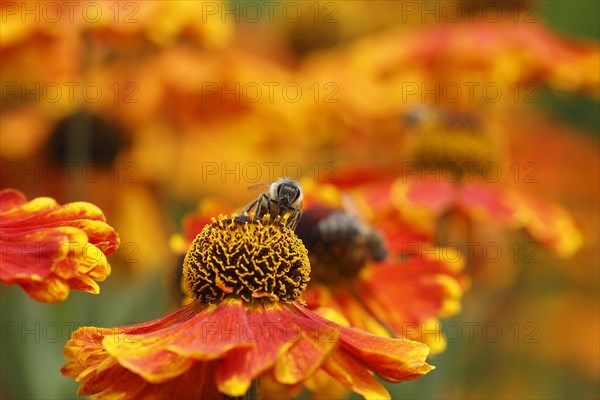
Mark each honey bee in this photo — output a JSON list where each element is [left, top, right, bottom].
[[243, 178, 303, 229], [296, 205, 387, 284]]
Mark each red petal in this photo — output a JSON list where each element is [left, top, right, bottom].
[[392, 177, 455, 215], [295, 305, 434, 382], [103, 300, 250, 383], [0, 189, 27, 211], [322, 351, 391, 400], [273, 303, 340, 385], [215, 302, 301, 396], [457, 183, 516, 224]]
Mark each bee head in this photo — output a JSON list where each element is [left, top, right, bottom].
[[272, 178, 303, 207]]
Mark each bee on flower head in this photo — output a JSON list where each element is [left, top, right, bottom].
[[296, 198, 387, 285], [244, 177, 303, 230]]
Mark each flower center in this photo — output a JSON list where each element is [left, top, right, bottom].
[[405, 110, 500, 179], [183, 213, 310, 304]]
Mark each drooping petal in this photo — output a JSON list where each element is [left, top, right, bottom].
[[322, 351, 391, 400], [64, 297, 434, 399], [215, 301, 302, 396], [0, 189, 119, 302], [293, 304, 434, 382], [357, 257, 464, 353], [306, 285, 390, 339], [507, 191, 583, 258], [273, 303, 340, 385]]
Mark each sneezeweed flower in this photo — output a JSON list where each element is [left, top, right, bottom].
[[297, 200, 465, 355], [382, 107, 583, 259], [0, 189, 119, 302], [63, 213, 433, 399], [335, 19, 598, 114], [331, 107, 582, 268]]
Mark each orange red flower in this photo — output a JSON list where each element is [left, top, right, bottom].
[[0, 189, 119, 302], [342, 105, 583, 261], [173, 182, 465, 357], [385, 158, 582, 259], [63, 213, 433, 399]]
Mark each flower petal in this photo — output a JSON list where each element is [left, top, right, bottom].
[[103, 301, 249, 383], [215, 302, 300, 396], [508, 191, 583, 257], [0, 189, 119, 302], [273, 303, 340, 385], [0, 189, 27, 211], [295, 304, 434, 382], [357, 259, 463, 353], [322, 351, 391, 400]]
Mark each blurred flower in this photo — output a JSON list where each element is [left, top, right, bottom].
[[504, 109, 599, 287], [0, 188, 119, 302], [331, 106, 581, 272], [300, 18, 599, 120], [63, 213, 433, 399], [383, 107, 583, 259], [85, 1, 233, 51], [1, 1, 233, 160], [297, 183, 465, 355]]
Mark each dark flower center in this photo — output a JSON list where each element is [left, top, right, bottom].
[[183, 213, 310, 304], [405, 109, 500, 180]]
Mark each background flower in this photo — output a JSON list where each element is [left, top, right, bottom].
[[0, 189, 119, 302]]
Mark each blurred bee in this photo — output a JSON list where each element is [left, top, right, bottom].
[[244, 178, 303, 230], [296, 205, 387, 284]]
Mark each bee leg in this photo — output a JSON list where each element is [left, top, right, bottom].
[[288, 208, 302, 230], [243, 198, 259, 213], [255, 194, 270, 219], [264, 197, 280, 222]]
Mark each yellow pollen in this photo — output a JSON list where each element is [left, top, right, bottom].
[[183, 213, 310, 304]]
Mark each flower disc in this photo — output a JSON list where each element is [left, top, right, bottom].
[[183, 213, 310, 303]]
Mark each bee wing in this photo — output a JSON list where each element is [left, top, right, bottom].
[[247, 182, 272, 192], [341, 193, 361, 219]]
